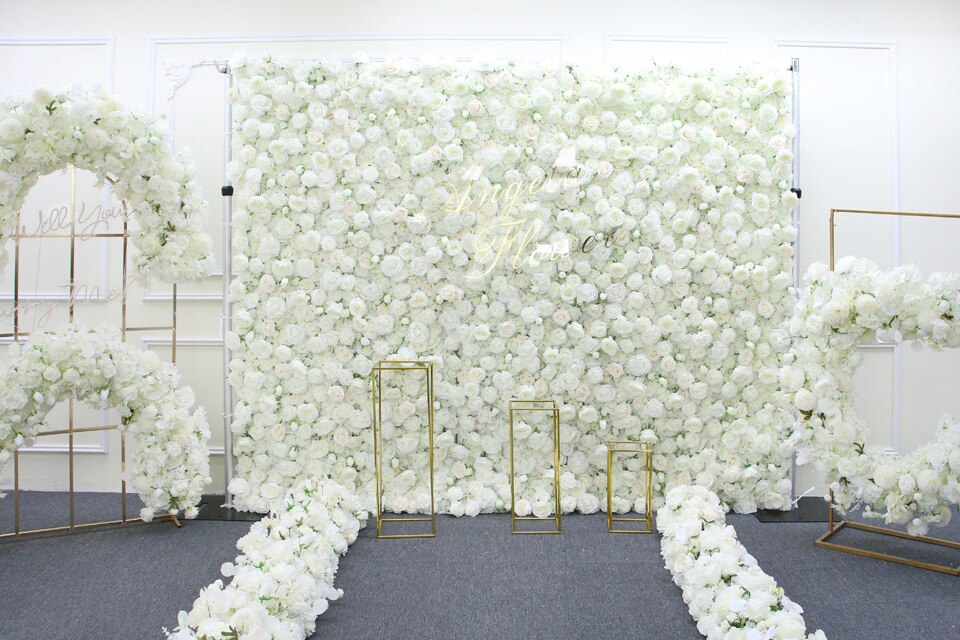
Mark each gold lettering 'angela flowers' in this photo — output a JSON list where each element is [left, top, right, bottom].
[[436, 162, 588, 219], [433, 163, 638, 275]]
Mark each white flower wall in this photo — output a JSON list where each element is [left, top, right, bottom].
[[227, 54, 798, 514]]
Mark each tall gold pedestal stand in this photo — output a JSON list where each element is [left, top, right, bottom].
[[508, 399, 561, 534], [371, 360, 436, 539], [606, 441, 653, 534], [817, 207, 960, 574], [1, 167, 180, 540]]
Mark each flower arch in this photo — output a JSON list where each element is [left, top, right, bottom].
[[784, 257, 960, 535], [0, 324, 211, 519], [0, 86, 215, 282]]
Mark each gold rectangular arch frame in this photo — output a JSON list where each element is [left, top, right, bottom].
[[0, 167, 181, 540], [818, 207, 960, 575], [371, 359, 436, 539], [509, 399, 561, 535]]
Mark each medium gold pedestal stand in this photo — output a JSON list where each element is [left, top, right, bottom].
[[815, 491, 960, 576], [371, 360, 436, 539], [606, 441, 653, 534], [821, 208, 960, 575], [508, 399, 561, 534]]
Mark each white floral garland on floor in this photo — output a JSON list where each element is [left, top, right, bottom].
[[0, 324, 211, 519], [167, 477, 368, 640], [783, 257, 960, 535], [0, 86, 215, 281], [659, 485, 826, 639]]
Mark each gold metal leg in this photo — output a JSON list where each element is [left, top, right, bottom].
[[13, 451, 20, 535]]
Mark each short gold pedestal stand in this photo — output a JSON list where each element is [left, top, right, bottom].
[[606, 441, 653, 534], [508, 399, 561, 534], [371, 360, 436, 539], [815, 490, 960, 576]]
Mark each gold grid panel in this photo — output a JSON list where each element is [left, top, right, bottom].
[[821, 207, 960, 575], [508, 399, 561, 535], [1, 167, 180, 540], [606, 441, 653, 534], [371, 359, 436, 539]]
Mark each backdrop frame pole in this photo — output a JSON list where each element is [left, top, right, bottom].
[[790, 56, 801, 505], [161, 58, 237, 510], [220, 63, 235, 509]]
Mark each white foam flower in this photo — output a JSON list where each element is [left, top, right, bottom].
[[0, 117, 24, 141], [794, 389, 816, 412]]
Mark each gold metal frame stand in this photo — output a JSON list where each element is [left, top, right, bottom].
[[371, 360, 436, 539], [816, 491, 959, 576], [606, 441, 653, 534], [829, 207, 960, 270], [508, 399, 561, 535], [820, 208, 960, 574], [1, 167, 181, 540]]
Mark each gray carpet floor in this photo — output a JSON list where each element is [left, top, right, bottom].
[[0, 492, 957, 640]]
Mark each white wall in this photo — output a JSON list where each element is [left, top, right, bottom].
[[1, 0, 958, 501]]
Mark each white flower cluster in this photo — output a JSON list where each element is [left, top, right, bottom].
[[784, 257, 960, 535], [659, 485, 826, 640], [0, 324, 211, 519], [167, 478, 367, 640], [0, 86, 215, 281], [227, 53, 797, 514]]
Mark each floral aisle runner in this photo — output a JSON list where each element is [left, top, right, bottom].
[[167, 479, 367, 640], [658, 486, 826, 639], [171, 483, 828, 639]]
